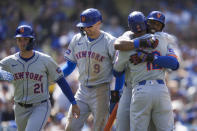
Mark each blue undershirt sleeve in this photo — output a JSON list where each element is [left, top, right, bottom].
[[61, 61, 76, 77], [153, 56, 179, 70], [113, 69, 124, 77], [114, 73, 125, 91], [56, 77, 77, 105]]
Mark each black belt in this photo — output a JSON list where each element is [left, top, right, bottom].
[[86, 83, 109, 88], [18, 99, 48, 108], [139, 80, 164, 85]]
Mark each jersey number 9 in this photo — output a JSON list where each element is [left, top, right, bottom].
[[94, 64, 100, 73]]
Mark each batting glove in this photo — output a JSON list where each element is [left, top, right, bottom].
[[130, 49, 155, 65], [110, 90, 120, 114], [134, 36, 159, 49], [0, 69, 14, 82]]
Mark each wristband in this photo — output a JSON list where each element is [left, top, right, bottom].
[[71, 100, 77, 105], [134, 39, 140, 48]]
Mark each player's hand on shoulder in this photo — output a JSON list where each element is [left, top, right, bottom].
[[72, 104, 80, 119], [139, 36, 159, 49]]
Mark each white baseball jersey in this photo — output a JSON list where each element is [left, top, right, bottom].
[[114, 32, 177, 131], [64, 31, 116, 86], [115, 31, 159, 131], [0, 51, 63, 104], [65, 31, 116, 131], [114, 32, 177, 87]]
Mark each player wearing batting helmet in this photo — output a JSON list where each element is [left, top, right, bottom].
[[114, 10, 179, 131], [128, 11, 147, 34], [76, 8, 102, 28], [76, 8, 102, 36], [0, 24, 80, 131], [115, 11, 148, 131], [15, 25, 36, 51], [63, 8, 124, 131], [147, 11, 165, 33]]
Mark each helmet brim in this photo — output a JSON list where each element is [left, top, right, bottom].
[[15, 35, 34, 38], [148, 17, 164, 25], [76, 22, 94, 27]]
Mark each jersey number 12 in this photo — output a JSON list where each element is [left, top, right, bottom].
[[147, 51, 162, 71]]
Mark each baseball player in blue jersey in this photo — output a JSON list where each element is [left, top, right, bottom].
[[62, 8, 124, 131], [114, 11, 180, 131], [0, 25, 80, 131]]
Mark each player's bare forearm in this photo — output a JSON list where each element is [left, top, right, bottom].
[[72, 104, 80, 119], [114, 40, 135, 51], [114, 36, 158, 51]]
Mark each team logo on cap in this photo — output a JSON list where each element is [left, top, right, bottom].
[[81, 16, 86, 22], [157, 13, 161, 18], [20, 27, 24, 33]]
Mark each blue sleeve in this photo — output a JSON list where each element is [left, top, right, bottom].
[[56, 77, 77, 105], [114, 72, 125, 91], [61, 61, 76, 77], [113, 69, 124, 77], [153, 56, 179, 70]]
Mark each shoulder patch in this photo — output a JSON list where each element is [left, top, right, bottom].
[[168, 48, 175, 54], [56, 67, 62, 74], [65, 49, 71, 55]]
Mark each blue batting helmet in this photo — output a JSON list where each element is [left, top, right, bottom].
[[15, 25, 35, 50], [15, 25, 35, 39], [128, 11, 147, 33], [76, 8, 102, 28], [147, 11, 165, 26]]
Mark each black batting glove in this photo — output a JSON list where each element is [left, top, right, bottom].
[[130, 49, 155, 65], [110, 90, 120, 103], [134, 37, 159, 49]]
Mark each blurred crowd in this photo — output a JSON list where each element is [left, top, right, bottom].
[[0, 0, 197, 131]]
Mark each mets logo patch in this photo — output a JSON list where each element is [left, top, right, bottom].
[[168, 48, 175, 54], [65, 49, 71, 55], [56, 67, 62, 74], [81, 16, 86, 22], [157, 13, 161, 18], [20, 27, 25, 33]]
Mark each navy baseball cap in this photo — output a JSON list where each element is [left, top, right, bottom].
[[76, 8, 102, 28]]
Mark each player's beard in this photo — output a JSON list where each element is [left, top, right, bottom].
[[150, 29, 156, 33], [20, 43, 31, 52], [17, 43, 26, 52], [147, 27, 156, 34]]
